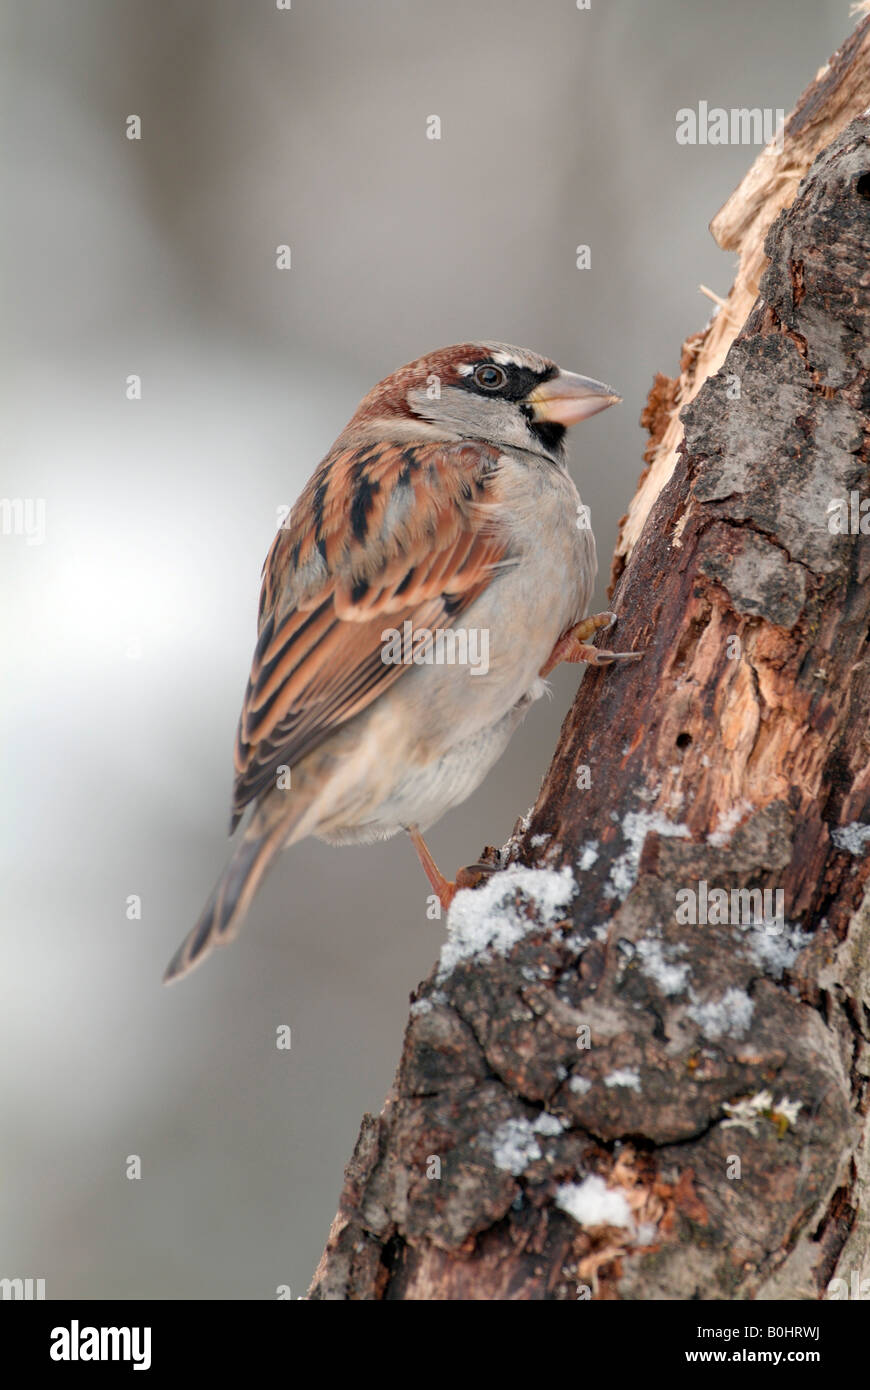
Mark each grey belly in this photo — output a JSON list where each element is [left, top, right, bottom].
[[317, 680, 545, 845]]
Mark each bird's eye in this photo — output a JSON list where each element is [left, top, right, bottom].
[[473, 364, 507, 390]]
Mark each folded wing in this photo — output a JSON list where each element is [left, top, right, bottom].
[[230, 439, 511, 829]]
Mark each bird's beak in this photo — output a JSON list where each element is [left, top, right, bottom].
[[527, 370, 621, 427]]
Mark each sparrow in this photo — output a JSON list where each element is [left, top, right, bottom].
[[165, 342, 640, 982]]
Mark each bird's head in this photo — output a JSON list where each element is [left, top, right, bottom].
[[342, 341, 621, 460]]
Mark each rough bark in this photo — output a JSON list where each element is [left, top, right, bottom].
[[615, 14, 870, 580], [309, 28, 870, 1301]]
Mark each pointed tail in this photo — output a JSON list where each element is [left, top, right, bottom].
[[164, 817, 289, 984]]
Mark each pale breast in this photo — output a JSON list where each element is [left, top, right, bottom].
[[371, 449, 597, 761], [494, 449, 597, 654], [305, 451, 598, 840]]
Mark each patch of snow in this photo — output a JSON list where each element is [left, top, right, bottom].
[[636, 938, 691, 995], [556, 1176, 633, 1230], [490, 1112, 564, 1174], [832, 822, 870, 856], [604, 811, 690, 901], [708, 799, 752, 847], [533, 1112, 565, 1136], [688, 987, 754, 1039], [722, 1089, 802, 1134], [636, 783, 661, 804], [409, 998, 433, 1017], [563, 931, 591, 953], [530, 832, 551, 850], [577, 840, 599, 872], [569, 1075, 592, 1096], [742, 922, 811, 979], [604, 1068, 641, 1091], [438, 865, 576, 979], [774, 1097, 802, 1127], [491, 1119, 541, 1175]]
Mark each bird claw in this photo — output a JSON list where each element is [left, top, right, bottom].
[[578, 646, 644, 667], [540, 611, 643, 675], [455, 860, 499, 891]]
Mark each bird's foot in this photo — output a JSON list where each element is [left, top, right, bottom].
[[455, 856, 500, 892], [408, 828, 499, 909], [540, 611, 643, 676]]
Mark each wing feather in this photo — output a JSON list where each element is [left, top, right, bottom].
[[231, 439, 510, 828]]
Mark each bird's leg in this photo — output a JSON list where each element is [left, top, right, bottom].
[[408, 827, 499, 909], [408, 826, 457, 909], [540, 611, 643, 677]]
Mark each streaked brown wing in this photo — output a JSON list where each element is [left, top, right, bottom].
[[230, 439, 510, 828]]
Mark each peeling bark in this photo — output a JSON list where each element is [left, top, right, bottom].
[[614, 14, 870, 580], [309, 34, 870, 1301]]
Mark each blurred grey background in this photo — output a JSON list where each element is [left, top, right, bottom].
[[1, 0, 853, 1298]]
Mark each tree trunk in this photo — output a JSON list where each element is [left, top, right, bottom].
[[309, 20, 870, 1301]]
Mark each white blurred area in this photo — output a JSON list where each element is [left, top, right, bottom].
[[1, 0, 849, 1297]]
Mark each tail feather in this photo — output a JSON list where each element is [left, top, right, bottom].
[[164, 819, 288, 984]]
